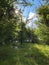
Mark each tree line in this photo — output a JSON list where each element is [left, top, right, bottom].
[[0, 0, 49, 45]]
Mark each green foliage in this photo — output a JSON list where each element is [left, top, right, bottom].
[[0, 0, 34, 45], [17, 22, 27, 43], [37, 4, 49, 26], [26, 28, 38, 43], [0, 0, 49, 65], [36, 4, 49, 44], [0, 0, 18, 45]]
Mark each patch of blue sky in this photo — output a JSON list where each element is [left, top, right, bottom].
[[14, 0, 45, 28], [23, 0, 46, 17]]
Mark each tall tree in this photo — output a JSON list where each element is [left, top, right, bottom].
[[36, 4, 49, 44], [0, 0, 18, 45]]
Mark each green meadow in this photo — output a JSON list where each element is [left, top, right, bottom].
[[0, 43, 49, 65]]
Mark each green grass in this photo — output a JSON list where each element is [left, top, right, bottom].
[[0, 43, 49, 65]]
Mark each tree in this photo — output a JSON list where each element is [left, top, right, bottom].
[[26, 28, 38, 43], [36, 4, 49, 44], [17, 22, 27, 43], [0, 0, 18, 45]]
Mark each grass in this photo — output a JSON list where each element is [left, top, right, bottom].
[[0, 43, 49, 65]]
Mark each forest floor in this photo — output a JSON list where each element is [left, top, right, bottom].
[[0, 43, 49, 65]]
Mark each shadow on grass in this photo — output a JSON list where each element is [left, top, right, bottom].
[[0, 46, 17, 65], [0, 44, 49, 65], [23, 45, 49, 65]]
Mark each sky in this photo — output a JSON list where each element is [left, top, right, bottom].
[[23, 0, 42, 18], [14, 0, 45, 28], [22, 0, 41, 28], [15, 0, 45, 17]]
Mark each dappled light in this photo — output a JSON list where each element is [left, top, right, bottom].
[[0, 0, 49, 65]]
